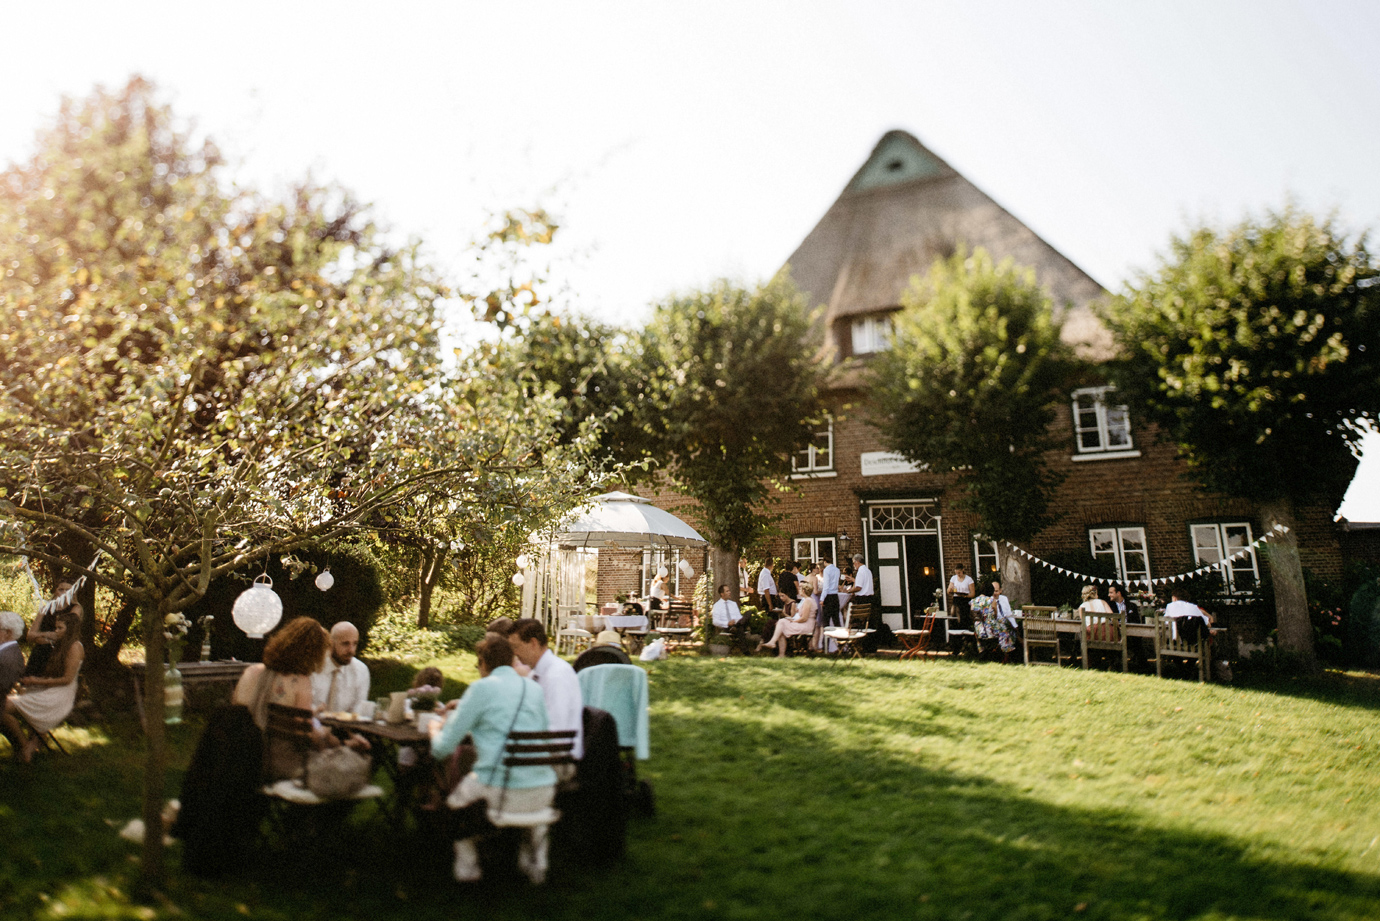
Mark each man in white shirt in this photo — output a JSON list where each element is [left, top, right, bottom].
[[846, 553, 874, 622], [710, 584, 750, 652], [819, 556, 842, 630], [510, 618, 583, 759], [311, 621, 371, 715], [756, 561, 778, 613], [989, 581, 1017, 630], [1164, 590, 1212, 643]]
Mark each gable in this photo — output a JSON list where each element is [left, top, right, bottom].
[[844, 132, 951, 193]]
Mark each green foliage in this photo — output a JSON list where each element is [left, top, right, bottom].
[[870, 248, 1075, 542], [637, 275, 826, 554], [366, 606, 487, 661], [1100, 207, 1380, 505], [1028, 548, 1118, 609]]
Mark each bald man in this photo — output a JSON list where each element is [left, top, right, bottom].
[[310, 621, 371, 714]]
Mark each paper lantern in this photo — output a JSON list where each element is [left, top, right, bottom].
[[678, 558, 694, 579], [515, 554, 530, 570], [314, 569, 335, 591], [511, 572, 526, 587], [232, 574, 283, 639]]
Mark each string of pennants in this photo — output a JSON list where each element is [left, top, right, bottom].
[[0, 521, 103, 614], [1001, 524, 1289, 590]]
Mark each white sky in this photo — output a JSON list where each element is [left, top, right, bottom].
[[3, 0, 1379, 518]]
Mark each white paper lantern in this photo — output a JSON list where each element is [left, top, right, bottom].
[[678, 558, 694, 579], [314, 569, 335, 591], [515, 554, 530, 570], [232, 574, 283, 638], [511, 572, 526, 587]]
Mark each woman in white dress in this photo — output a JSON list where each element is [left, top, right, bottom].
[[4, 605, 84, 763], [760, 595, 819, 657]]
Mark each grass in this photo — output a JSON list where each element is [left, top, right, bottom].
[[2, 656, 1378, 920]]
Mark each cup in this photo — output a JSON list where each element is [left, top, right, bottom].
[[375, 697, 390, 722], [356, 700, 376, 721]]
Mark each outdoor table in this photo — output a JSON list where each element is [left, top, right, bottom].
[[131, 659, 250, 731], [320, 715, 434, 829], [605, 614, 649, 631], [823, 627, 873, 664]]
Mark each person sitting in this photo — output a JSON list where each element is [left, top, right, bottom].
[[1078, 585, 1117, 643], [232, 617, 368, 781], [760, 594, 818, 658], [4, 605, 84, 763], [310, 621, 371, 716], [710, 584, 751, 653], [23, 580, 73, 679], [430, 634, 557, 884], [510, 618, 583, 761], [1164, 589, 1213, 643], [1, 610, 33, 756]]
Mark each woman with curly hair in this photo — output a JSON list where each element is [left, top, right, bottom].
[[4, 604, 84, 763]]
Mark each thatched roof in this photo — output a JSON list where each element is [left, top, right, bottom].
[[784, 130, 1112, 359]]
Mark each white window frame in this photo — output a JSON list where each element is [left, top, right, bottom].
[[792, 536, 838, 567], [640, 549, 681, 597], [792, 416, 836, 477], [850, 315, 893, 355], [1190, 522, 1260, 595], [1071, 386, 1139, 460], [972, 536, 999, 577], [1088, 526, 1151, 586]]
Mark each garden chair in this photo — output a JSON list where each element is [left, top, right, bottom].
[[488, 729, 578, 885], [1154, 615, 1209, 682], [555, 617, 595, 657], [259, 703, 383, 841], [896, 606, 938, 661], [576, 664, 654, 815], [1081, 610, 1128, 671], [1021, 608, 1062, 666]]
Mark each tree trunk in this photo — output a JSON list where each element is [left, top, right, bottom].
[[1259, 497, 1318, 673], [90, 596, 138, 671], [1000, 548, 1032, 607], [710, 547, 740, 603], [140, 601, 168, 889], [416, 545, 448, 629]]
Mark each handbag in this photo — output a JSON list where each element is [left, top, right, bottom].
[[304, 745, 370, 799]]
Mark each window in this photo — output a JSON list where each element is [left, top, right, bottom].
[[850, 315, 893, 355], [1191, 523, 1259, 594], [972, 536, 999, 576], [1088, 526, 1151, 585], [640, 549, 681, 597], [1072, 387, 1134, 455], [792, 536, 837, 566], [792, 417, 834, 474]]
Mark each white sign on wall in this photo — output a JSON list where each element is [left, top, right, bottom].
[[860, 452, 926, 477]]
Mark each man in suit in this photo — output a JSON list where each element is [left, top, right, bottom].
[[1107, 584, 1141, 623], [0, 610, 28, 753], [1109, 583, 1147, 671]]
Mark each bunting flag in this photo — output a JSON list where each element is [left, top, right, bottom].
[[0, 521, 104, 611], [1001, 525, 1288, 588]]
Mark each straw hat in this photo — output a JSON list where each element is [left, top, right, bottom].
[[593, 629, 624, 647]]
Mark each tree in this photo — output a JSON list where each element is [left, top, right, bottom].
[[870, 248, 1076, 604], [636, 275, 826, 595], [0, 78, 549, 885], [1100, 208, 1380, 671]]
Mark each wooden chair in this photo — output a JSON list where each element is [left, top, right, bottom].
[[847, 601, 873, 630], [1021, 608, 1062, 666], [491, 730, 577, 885], [661, 598, 694, 630], [1081, 611, 1128, 672], [1154, 615, 1209, 682], [260, 704, 383, 819], [896, 606, 939, 661]]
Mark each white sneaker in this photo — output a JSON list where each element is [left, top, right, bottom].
[[517, 830, 548, 885], [452, 838, 481, 883]]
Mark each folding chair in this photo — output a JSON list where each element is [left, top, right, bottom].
[[259, 703, 383, 842]]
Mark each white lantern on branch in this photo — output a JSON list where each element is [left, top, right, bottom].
[[314, 568, 335, 591], [232, 574, 283, 639]]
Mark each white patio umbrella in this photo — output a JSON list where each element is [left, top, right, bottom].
[[553, 491, 708, 549]]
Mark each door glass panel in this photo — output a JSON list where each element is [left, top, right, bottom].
[[879, 566, 903, 606]]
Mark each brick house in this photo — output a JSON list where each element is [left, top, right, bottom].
[[600, 130, 1344, 647]]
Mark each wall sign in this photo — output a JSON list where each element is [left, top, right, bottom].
[[860, 452, 926, 477]]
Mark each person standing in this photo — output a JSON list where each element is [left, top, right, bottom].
[[777, 560, 801, 618], [756, 561, 778, 614], [24, 580, 73, 678], [817, 556, 842, 651], [847, 553, 875, 625], [947, 564, 975, 630], [311, 621, 371, 715]]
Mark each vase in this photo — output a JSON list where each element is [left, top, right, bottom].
[[164, 663, 184, 725]]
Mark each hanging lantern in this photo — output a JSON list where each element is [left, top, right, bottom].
[[515, 553, 530, 570], [511, 572, 526, 587], [232, 574, 283, 638], [315, 568, 335, 591]]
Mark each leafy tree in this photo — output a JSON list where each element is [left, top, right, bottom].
[[0, 78, 566, 884], [870, 248, 1076, 604], [1101, 208, 1380, 671], [636, 275, 826, 594]]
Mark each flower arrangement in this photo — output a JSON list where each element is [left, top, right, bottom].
[[408, 685, 441, 712], [164, 612, 191, 666]]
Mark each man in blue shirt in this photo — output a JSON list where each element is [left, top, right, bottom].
[[430, 634, 556, 883]]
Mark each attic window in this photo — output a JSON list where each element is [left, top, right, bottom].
[[886, 159, 905, 172]]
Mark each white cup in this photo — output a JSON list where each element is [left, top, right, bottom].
[[356, 701, 376, 721]]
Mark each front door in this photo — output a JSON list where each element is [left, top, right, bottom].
[[863, 499, 944, 629], [871, 537, 906, 627], [904, 533, 942, 627]]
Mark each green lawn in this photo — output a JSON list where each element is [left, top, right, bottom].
[[2, 657, 1378, 920]]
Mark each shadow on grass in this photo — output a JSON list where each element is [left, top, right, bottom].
[[3, 664, 1379, 921]]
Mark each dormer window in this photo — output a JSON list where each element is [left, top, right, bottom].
[[1071, 386, 1137, 459], [850, 315, 893, 355]]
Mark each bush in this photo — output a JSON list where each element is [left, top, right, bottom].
[[366, 606, 487, 660]]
